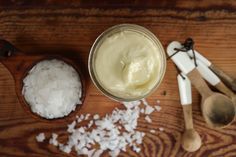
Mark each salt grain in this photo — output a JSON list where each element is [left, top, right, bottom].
[[59, 144, 72, 154], [154, 105, 162, 112], [140, 108, 145, 113], [49, 133, 59, 146], [93, 114, 100, 120], [85, 113, 91, 120], [67, 121, 76, 133], [80, 114, 85, 120], [145, 105, 155, 115], [150, 130, 156, 133], [145, 116, 152, 123], [159, 127, 164, 131], [93, 149, 104, 157], [36, 133, 45, 142], [87, 120, 94, 128], [141, 98, 148, 106], [132, 145, 141, 153]]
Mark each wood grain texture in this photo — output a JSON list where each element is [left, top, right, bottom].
[[0, 1, 236, 157]]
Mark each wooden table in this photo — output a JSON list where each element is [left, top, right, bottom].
[[0, 1, 236, 156]]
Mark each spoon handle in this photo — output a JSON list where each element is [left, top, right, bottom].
[[210, 64, 236, 92], [187, 69, 213, 98], [187, 48, 236, 92], [177, 73, 193, 130], [193, 59, 235, 98]]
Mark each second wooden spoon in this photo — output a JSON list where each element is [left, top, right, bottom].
[[192, 59, 236, 109]]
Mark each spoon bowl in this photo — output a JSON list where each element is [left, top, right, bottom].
[[181, 129, 201, 152], [202, 93, 235, 128]]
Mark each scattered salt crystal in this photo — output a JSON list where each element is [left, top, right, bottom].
[[77, 117, 83, 123], [154, 105, 162, 112], [109, 149, 120, 157], [141, 132, 145, 137], [67, 121, 76, 133], [93, 114, 100, 120], [123, 100, 141, 109], [93, 149, 103, 157], [141, 98, 148, 106], [22, 59, 82, 119], [87, 149, 96, 157], [81, 147, 89, 155], [150, 129, 156, 133], [85, 113, 91, 120], [78, 127, 85, 133], [132, 145, 141, 153], [59, 144, 71, 154], [156, 100, 161, 104], [140, 108, 145, 114], [145, 105, 155, 115], [159, 127, 164, 131], [145, 116, 152, 123], [87, 120, 94, 128], [49, 133, 59, 146], [86, 143, 92, 148], [80, 114, 85, 120], [36, 133, 45, 142]]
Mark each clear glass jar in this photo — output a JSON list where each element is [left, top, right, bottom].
[[88, 24, 166, 102]]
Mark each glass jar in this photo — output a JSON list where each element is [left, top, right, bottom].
[[88, 24, 166, 102]]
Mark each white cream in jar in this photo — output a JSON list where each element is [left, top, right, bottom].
[[94, 30, 161, 99]]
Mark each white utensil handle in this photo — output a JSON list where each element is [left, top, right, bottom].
[[187, 49, 212, 67], [177, 73, 192, 105], [194, 59, 220, 86], [167, 41, 196, 74]]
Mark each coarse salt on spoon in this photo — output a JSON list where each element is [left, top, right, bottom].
[[0, 39, 85, 121], [167, 41, 235, 129], [177, 73, 201, 152]]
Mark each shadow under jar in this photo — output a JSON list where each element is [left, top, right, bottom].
[[89, 24, 166, 102], [0, 40, 85, 122]]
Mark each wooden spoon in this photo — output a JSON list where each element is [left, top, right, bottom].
[[0, 39, 86, 122], [187, 48, 236, 92], [167, 41, 235, 129], [193, 59, 236, 108], [177, 73, 201, 152]]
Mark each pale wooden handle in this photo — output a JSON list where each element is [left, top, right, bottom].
[[182, 105, 194, 130], [215, 82, 235, 98], [187, 69, 213, 98], [210, 64, 236, 92]]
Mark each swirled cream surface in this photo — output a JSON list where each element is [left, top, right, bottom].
[[94, 30, 161, 99]]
